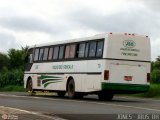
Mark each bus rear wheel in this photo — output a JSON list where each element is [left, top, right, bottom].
[[27, 79, 35, 96], [67, 79, 76, 98], [67, 79, 84, 99], [98, 92, 114, 101]]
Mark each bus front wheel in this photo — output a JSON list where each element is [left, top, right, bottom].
[[27, 79, 35, 96]]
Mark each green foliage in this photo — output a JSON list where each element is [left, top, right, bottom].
[[151, 61, 154, 72], [0, 47, 28, 89], [0, 52, 9, 71], [156, 56, 160, 61], [134, 84, 160, 98], [0, 69, 24, 87], [0, 85, 25, 92], [143, 84, 160, 98], [151, 57, 160, 83], [8, 48, 28, 70], [151, 69, 160, 83]]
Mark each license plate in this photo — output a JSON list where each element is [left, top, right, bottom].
[[124, 76, 132, 81]]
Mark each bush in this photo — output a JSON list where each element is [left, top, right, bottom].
[[0, 69, 24, 87], [133, 84, 160, 98], [142, 84, 160, 98], [151, 69, 160, 83], [0, 85, 25, 91]]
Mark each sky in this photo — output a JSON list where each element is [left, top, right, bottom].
[[0, 0, 159, 60]]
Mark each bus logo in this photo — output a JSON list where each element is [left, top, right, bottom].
[[123, 40, 136, 48]]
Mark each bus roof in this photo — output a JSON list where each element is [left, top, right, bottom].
[[28, 32, 148, 49]]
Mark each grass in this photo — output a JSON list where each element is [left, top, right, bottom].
[[0, 85, 25, 92]]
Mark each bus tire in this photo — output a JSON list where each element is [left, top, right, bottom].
[[98, 92, 114, 101], [67, 79, 76, 98], [57, 91, 66, 97], [27, 79, 35, 96]]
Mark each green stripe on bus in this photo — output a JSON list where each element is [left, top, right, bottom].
[[44, 81, 62, 88], [42, 79, 62, 84], [40, 75, 62, 80], [102, 83, 149, 92]]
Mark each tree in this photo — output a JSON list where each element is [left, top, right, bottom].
[[151, 68, 160, 83], [156, 56, 160, 61], [0, 47, 29, 87], [0, 52, 9, 71], [151, 57, 160, 83], [8, 47, 28, 70]]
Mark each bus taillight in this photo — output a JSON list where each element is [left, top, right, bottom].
[[104, 70, 109, 80], [147, 73, 150, 82]]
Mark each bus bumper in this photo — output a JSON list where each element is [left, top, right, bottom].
[[101, 83, 150, 93]]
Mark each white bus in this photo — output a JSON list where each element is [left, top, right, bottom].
[[24, 33, 150, 100]]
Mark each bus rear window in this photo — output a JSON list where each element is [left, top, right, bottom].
[[96, 41, 103, 57]]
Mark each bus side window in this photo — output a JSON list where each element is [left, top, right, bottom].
[[53, 46, 59, 60], [69, 44, 76, 58], [48, 47, 53, 60], [96, 41, 104, 57], [39, 48, 44, 61], [43, 47, 49, 61], [85, 42, 89, 57], [89, 41, 97, 57], [78, 43, 85, 58], [65, 44, 76, 59], [65, 45, 70, 59], [34, 48, 39, 61], [59, 45, 65, 59]]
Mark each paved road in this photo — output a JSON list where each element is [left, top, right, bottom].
[[0, 92, 160, 120]]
